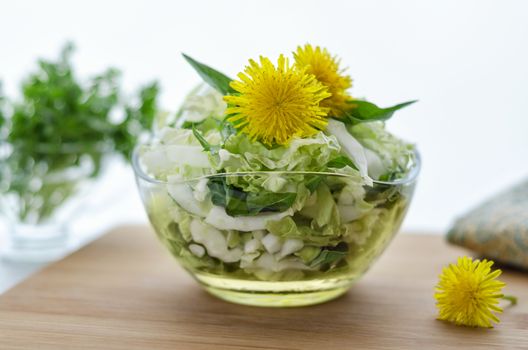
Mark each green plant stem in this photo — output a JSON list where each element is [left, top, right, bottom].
[[502, 295, 518, 306]]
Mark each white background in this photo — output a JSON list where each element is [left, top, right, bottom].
[[1, 0, 528, 238]]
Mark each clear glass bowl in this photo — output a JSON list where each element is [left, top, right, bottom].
[[133, 148, 420, 307]]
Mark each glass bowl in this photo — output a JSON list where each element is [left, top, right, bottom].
[[133, 148, 420, 307]]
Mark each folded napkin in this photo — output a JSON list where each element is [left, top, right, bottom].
[[447, 179, 528, 270]]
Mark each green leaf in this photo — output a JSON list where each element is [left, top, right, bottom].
[[208, 177, 251, 216], [219, 118, 237, 142], [192, 125, 219, 154], [326, 155, 358, 170], [343, 99, 417, 124], [183, 117, 235, 143], [310, 244, 348, 268], [304, 174, 324, 192], [207, 176, 228, 205], [207, 176, 296, 216], [246, 192, 297, 213], [182, 53, 235, 95], [181, 117, 221, 133]]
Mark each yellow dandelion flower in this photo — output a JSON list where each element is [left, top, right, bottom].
[[224, 55, 330, 146], [435, 256, 506, 328], [294, 44, 352, 117]]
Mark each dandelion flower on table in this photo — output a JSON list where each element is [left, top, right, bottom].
[[294, 44, 352, 117], [435, 256, 505, 328], [224, 55, 330, 146]]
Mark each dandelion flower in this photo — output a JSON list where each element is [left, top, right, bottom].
[[294, 44, 352, 117], [435, 256, 506, 328], [224, 55, 330, 146]]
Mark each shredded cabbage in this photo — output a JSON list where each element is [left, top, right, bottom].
[[141, 111, 415, 280]]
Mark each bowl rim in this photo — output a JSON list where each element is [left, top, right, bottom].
[[131, 144, 421, 186]]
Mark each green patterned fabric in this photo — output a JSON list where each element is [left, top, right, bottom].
[[447, 179, 528, 270]]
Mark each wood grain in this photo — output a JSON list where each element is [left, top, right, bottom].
[[0, 226, 526, 349]]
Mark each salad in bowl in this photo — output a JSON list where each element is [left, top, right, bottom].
[[133, 45, 419, 307]]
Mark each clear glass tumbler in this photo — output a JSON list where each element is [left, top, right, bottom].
[[0, 143, 99, 262]]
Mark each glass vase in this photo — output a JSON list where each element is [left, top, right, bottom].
[[0, 144, 99, 262]]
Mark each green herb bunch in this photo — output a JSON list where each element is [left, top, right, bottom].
[[0, 43, 160, 223]]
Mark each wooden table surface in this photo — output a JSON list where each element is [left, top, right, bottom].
[[0, 226, 526, 349]]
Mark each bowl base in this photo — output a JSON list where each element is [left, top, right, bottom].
[[194, 272, 354, 307], [2, 223, 70, 263], [204, 285, 350, 307]]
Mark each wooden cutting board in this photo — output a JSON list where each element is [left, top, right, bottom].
[[0, 226, 526, 349]]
